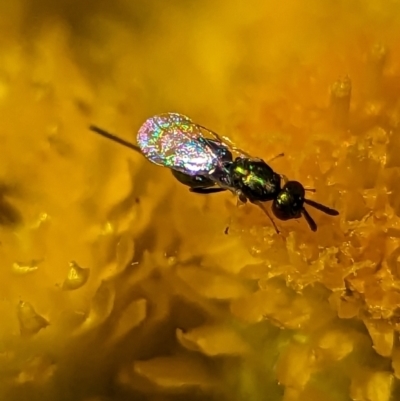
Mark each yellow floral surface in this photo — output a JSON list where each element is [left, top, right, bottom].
[[0, 1, 400, 400]]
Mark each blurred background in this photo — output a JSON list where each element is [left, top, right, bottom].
[[0, 0, 400, 400]]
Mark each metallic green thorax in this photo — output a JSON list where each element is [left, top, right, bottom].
[[230, 158, 281, 203], [233, 165, 274, 191]]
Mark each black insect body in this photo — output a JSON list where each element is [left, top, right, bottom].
[[91, 125, 283, 230], [89, 113, 339, 233], [229, 158, 282, 203]]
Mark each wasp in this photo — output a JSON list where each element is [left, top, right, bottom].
[[90, 113, 338, 232]]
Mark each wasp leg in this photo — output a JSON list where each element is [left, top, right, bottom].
[[171, 170, 215, 189], [190, 187, 227, 194], [224, 191, 247, 235], [236, 190, 247, 205], [253, 201, 280, 234]]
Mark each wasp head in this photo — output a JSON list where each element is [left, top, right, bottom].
[[272, 181, 305, 220]]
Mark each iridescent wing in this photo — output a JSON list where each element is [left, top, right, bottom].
[[137, 113, 223, 176]]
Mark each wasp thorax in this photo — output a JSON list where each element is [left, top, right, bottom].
[[231, 158, 281, 202]]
